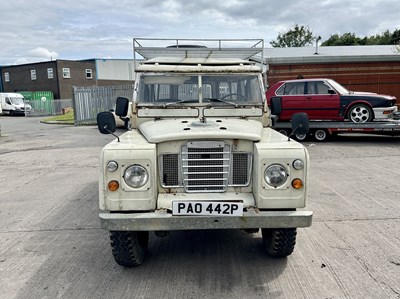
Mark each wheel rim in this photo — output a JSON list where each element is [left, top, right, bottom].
[[314, 129, 327, 141], [295, 133, 307, 141], [350, 105, 370, 123]]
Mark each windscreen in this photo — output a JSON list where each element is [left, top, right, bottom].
[[137, 74, 263, 105], [327, 79, 350, 94], [10, 97, 24, 105]]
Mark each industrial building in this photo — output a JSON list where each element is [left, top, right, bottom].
[[0, 59, 135, 99]]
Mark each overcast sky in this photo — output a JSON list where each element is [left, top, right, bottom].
[[1, 0, 399, 65]]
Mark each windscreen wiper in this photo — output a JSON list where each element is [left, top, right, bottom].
[[165, 99, 198, 106], [165, 98, 238, 107], [206, 98, 238, 107]]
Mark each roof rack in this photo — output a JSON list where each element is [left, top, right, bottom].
[[133, 38, 264, 69]]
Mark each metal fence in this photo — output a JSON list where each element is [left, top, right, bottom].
[[25, 99, 73, 117], [72, 84, 134, 126]]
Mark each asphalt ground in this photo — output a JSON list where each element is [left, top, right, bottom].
[[0, 116, 399, 299]]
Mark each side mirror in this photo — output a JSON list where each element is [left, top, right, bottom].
[[328, 89, 336, 95], [115, 97, 129, 117], [291, 112, 309, 137], [270, 97, 282, 115], [97, 111, 116, 134]]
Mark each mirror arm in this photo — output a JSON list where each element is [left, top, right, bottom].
[[103, 125, 120, 142], [287, 123, 304, 142]]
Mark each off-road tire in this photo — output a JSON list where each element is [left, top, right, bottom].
[[110, 231, 149, 267], [262, 228, 297, 257]]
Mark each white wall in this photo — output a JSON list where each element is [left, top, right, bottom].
[[95, 59, 137, 80]]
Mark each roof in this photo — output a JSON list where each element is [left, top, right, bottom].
[[264, 45, 400, 64], [1, 59, 96, 68], [274, 78, 333, 83]]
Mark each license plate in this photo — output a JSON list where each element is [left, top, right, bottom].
[[172, 201, 243, 216]]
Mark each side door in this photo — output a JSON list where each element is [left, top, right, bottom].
[[304, 81, 341, 120], [4, 97, 13, 113], [275, 82, 306, 121]]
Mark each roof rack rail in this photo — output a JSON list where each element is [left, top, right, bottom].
[[133, 38, 264, 70]]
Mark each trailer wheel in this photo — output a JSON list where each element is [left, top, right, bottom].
[[109, 231, 149, 267], [278, 129, 289, 136], [294, 133, 307, 141], [348, 104, 373, 123], [262, 228, 297, 257], [314, 129, 329, 141]]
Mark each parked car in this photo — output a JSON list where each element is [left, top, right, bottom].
[[266, 78, 397, 123]]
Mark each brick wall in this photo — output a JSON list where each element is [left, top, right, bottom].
[[267, 61, 400, 105], [2, 61, 59, 97], [56, 60, 97, 99]]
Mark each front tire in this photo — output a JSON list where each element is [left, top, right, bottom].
[[110, 231, 149, 267], [262, 228, 297, 257], [348, 104, 373, 123]]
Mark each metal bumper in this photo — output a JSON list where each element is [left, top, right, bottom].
[[99, 209, 313, 231]]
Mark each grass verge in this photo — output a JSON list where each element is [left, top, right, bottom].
[[42, 111, 74, 124]]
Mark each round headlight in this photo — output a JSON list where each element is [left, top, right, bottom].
[[107, 161, 118, 172], [264, 164, 288, 187], [292, 159, 304, 170], [124, 165, 148, 188]]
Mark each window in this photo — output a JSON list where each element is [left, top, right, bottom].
[[307, 81, 331, 94], [85, 69, 93, 79], [31, 69, 37, 80], [47, 68, 54, 79], [4, 72, 10, 82], [63, 68, 70, 78], [276, 82, 305, 95]]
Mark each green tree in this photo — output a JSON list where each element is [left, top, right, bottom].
[[321, 33, 361, 46], [271, 24, 315, 47], [322, 29, 400, 46], [390, 29, 400, 44]]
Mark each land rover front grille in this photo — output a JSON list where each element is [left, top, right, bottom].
[[160, 141, 251, 192]]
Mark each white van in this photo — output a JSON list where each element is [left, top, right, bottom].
[[0, 93, 32, 116]]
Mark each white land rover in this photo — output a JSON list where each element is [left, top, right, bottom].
[[97, 38, 312, 267]]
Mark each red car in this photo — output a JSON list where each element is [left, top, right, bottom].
[[266, 78, 397, 123]]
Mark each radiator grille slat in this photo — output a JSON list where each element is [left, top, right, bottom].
[[182, 142, 230, 192], [159, 141, 251, 192]]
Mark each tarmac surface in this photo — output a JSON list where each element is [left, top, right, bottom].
[[0, 116, 399, 299]]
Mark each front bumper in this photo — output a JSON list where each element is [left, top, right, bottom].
[[99, 209, 313, 231], [373, 106, 398, 119]]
